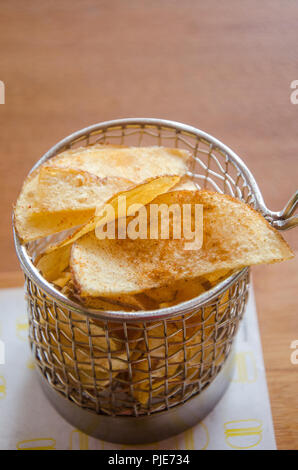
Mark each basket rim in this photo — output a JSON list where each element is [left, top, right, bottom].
[[13, 117, 254, 322]]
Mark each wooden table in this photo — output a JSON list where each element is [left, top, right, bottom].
[[0, 1, 297, 449]]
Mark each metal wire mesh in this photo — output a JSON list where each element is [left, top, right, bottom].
[[19, 120, 253, 417]]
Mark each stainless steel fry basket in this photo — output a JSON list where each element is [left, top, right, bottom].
[[13, 118, 298, 444]]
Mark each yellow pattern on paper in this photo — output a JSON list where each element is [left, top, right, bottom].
[[233, 352, 257, 383], [0, 375, 6, 399], [17, 438, 56, 450], [179, 422, 209, 450], [184, 428, 195, 450], [69, 430, 89, 450], [26, 358, 35, 370], [196, 422, 209, 450], [16, 315, 28, 341], [224, 419, 263, 449]]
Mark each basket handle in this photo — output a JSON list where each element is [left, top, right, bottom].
[[264, 190, 298, 231]]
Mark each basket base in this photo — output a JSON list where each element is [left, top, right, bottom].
[[37, 353, 234, 445]]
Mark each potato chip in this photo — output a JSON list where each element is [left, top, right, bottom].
[[131, 322, 184, 404], [82, 296, 135, 311], [49, 145, 190, 184], [18, 209, 97, 243], [52, 271, 72, 289], [170, 175, 198, 191], [130, 305, 229, 406], [14, 167, 133, 242], [14, 168, 98, 242], [15, 144, 188, 242], [145, 277, 206, 305], [42, 325, 128, 388], [36, 298, 130, 387], [36, 245, 72, 282], [82, 293, 158, 311], [132, 352, 183, 405], [131, 318, 220, 405], [35, 166, 133, 214], [144, 284, 179, 304], [155, 270, 232, 308], [45, 175, 181, 254], [71, 190, 293, 297], [14, 170, 43, 241]]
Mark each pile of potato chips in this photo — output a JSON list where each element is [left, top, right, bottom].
[[15, 144, 294, 408]]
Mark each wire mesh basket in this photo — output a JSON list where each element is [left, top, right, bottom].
[[13, 118, 297, 444]]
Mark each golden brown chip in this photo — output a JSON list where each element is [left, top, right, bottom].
[[36, 299, 130, 388], [49, 145, 190, 184], [71, 190, 293, 298], [35, 166, 133, 214], [145, 277, 206, 306], [15, 144, 188, 242], [14, 167, 133, 242], [14, 168, 96, 242], [170, 174, 198, 191], [131, 322, 184, 404], [42, 326, 127, 388], [52, 272, 72, 289], [36, 245, 72, 282], [131, 308, 227, 406], [45, 175, 181, 254], [155, 270, 232, 308], [82, 293, 158, 311]]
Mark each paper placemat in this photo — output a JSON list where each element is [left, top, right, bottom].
[[0, 285, 276, 450]]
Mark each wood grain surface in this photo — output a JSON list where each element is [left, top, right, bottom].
[[0, 1, 297, 449]]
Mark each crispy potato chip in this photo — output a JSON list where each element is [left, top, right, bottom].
[[82, 296, 135, 311], [42, 325, 128, 388], [36, 299, 131, 387], [35, 294, 143, 349], [14, 167, 133, 242], [45, 175, 181, 254], [82, 293, 158, 311], [144, 284, 179, 304], [131, 319, 219, 405], [131, 305, 228, 405], [49, 146, 190, 184], [38, 300, 146, 389], [14, 169, 96, 242], [35, 166, 132, 214], [36, 245, 72, 282], [71, 190, 293, 297], [132, 352, 183, 405], [52, 271, 72, 289], [155, 270, 232, 308], [14, 170, 44, 241], [199, 269, 233, 290], [170, 175, 198, 191], [144, 268, 231, 306], [17, 209, 97, 243], [131, 323, 184, 404], [145, 276, 207, 305], [157, 278, 206, 307], [15, 144, 188, 242]]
